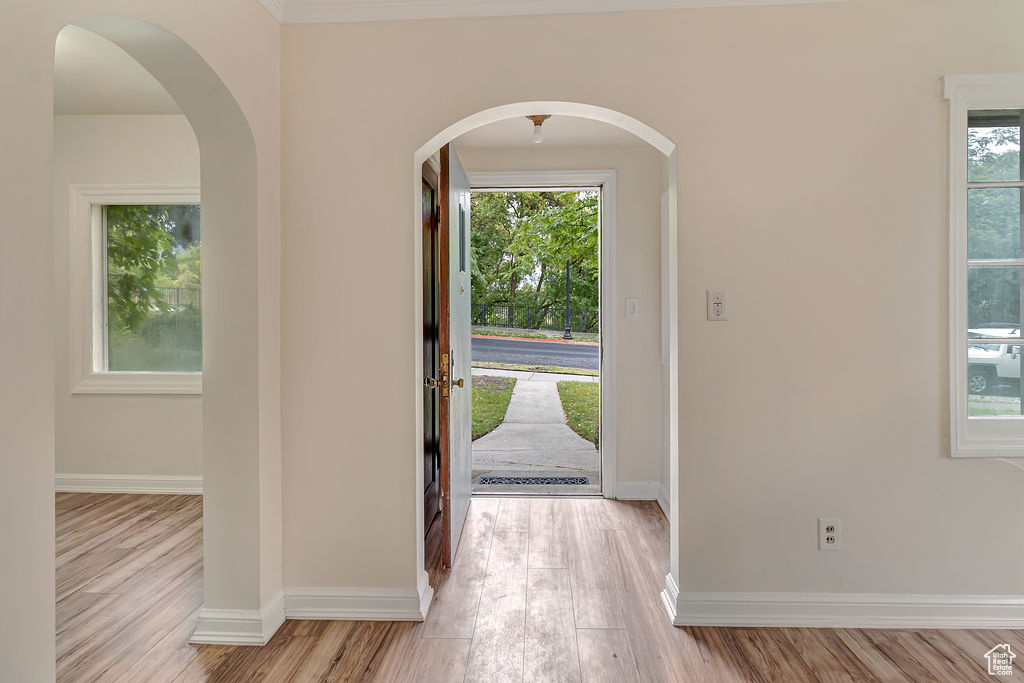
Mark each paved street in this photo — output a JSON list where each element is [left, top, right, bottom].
[[471, 336, 599, 370]]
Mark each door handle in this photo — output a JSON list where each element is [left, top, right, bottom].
[[440, 352, 450, 397], [437, 354, 464, 394]]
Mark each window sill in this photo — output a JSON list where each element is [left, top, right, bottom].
[[952, 440, 1024, 458], [72, 372, 202, 395]]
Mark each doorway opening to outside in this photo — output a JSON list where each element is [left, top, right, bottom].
[[469, 186, 602, 495], [415, 105, 677, 594]]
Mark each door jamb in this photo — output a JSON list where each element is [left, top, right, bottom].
[[466, 170, 617, 498]]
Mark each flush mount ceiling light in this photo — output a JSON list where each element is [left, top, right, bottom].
[[526, 114, 551, 144]]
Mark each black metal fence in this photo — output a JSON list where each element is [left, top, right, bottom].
[[158, 286, 201, 309], [472, 304, 599, 333]]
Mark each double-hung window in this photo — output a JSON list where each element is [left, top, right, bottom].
[[946, 75, 1024, 456], [70, 185, 202, 394]]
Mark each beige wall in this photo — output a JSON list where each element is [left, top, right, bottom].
[[1, 6, 57, 678], [281, 0, 1024, 596], [455, 143, 666, 491], [8, 0, 1024, 675], [53, 115, 203, 477]]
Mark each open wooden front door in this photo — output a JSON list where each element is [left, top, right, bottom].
[[439, 144, 472, 568], [422, 162, 441, 534]]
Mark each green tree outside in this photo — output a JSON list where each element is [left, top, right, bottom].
[[105, 204, 202, 371], [471, 190, 599, 329], [968, 121, 1022, 328]]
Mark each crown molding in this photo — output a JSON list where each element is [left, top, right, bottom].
[[258, 0, 284, 21], [267, 0, 849, 24]]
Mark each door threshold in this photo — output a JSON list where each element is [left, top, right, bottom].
[[471, 491, 604, 498]]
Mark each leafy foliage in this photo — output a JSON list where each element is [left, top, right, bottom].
[[163, 242, 202, 291], [471, 191, 599, 318], [106, 205, 174, 331], [106, 204, 200, 332], [104, 204, 202, 372], [968, 123, 1023, 327]]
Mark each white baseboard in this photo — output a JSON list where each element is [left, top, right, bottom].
[[191, 590, 285, 645], [661, 572, 680, 623], [285, 571, 434, 620], [189, 576, 435, 645], [56, 473, 203, 495], [418, 568, 435, 619], [615, 480, 660, 500], [615, 480, 670, 518], [673, 591, 1024, 628]]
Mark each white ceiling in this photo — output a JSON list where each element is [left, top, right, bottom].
[[54, 26, 180, 116], [455, 115, 645, 150], [261, 0, 847, 24]]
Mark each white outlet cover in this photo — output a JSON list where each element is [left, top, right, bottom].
[[818, 517, 841, 551]]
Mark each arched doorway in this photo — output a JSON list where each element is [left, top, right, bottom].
[[412, 101, 681, 618], [52, 15, 280, 653]]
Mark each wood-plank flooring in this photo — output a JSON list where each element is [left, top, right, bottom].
[[56, 492, 1023, 681]]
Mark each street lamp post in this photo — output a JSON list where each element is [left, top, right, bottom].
[[563, 259, 573, 340]]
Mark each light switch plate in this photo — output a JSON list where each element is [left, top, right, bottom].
[[707, 290, 727, 321], [625, 297, 638, 317]]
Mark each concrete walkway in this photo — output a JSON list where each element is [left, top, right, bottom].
[[472, 368, 599, 494]]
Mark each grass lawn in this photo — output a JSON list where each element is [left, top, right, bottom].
[[557, 380, 600, 447], [472, 361, 598, 377], [472, 375, 516, 440], [968, 395, 1022, 416], [968, 405, 1021, 416], [472, 328, 600, 343]]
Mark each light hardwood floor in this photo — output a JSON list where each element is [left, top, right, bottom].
[[56, 492, 1021, 681]]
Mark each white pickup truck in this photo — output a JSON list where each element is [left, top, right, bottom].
[[968, 326, 1021, 394]]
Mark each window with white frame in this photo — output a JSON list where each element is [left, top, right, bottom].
[[70, 185, 202, 394], [945, 75, 1024, 456]]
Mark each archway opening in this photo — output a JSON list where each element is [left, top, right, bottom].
[[52, 16, 274, 674], [412, 101, 680, 623]]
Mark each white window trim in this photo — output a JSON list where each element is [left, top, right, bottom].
[[69, 184, 202, 395], [944, 74, 1024, 457]]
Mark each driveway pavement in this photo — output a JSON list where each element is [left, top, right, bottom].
[[472, 369, 599, 494]]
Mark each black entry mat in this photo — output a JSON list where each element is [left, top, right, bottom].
[[477, 476, 589, 486]]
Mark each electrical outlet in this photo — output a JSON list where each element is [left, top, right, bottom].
[[818, 518, 841, 551], [706, 290, 727, 321]]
